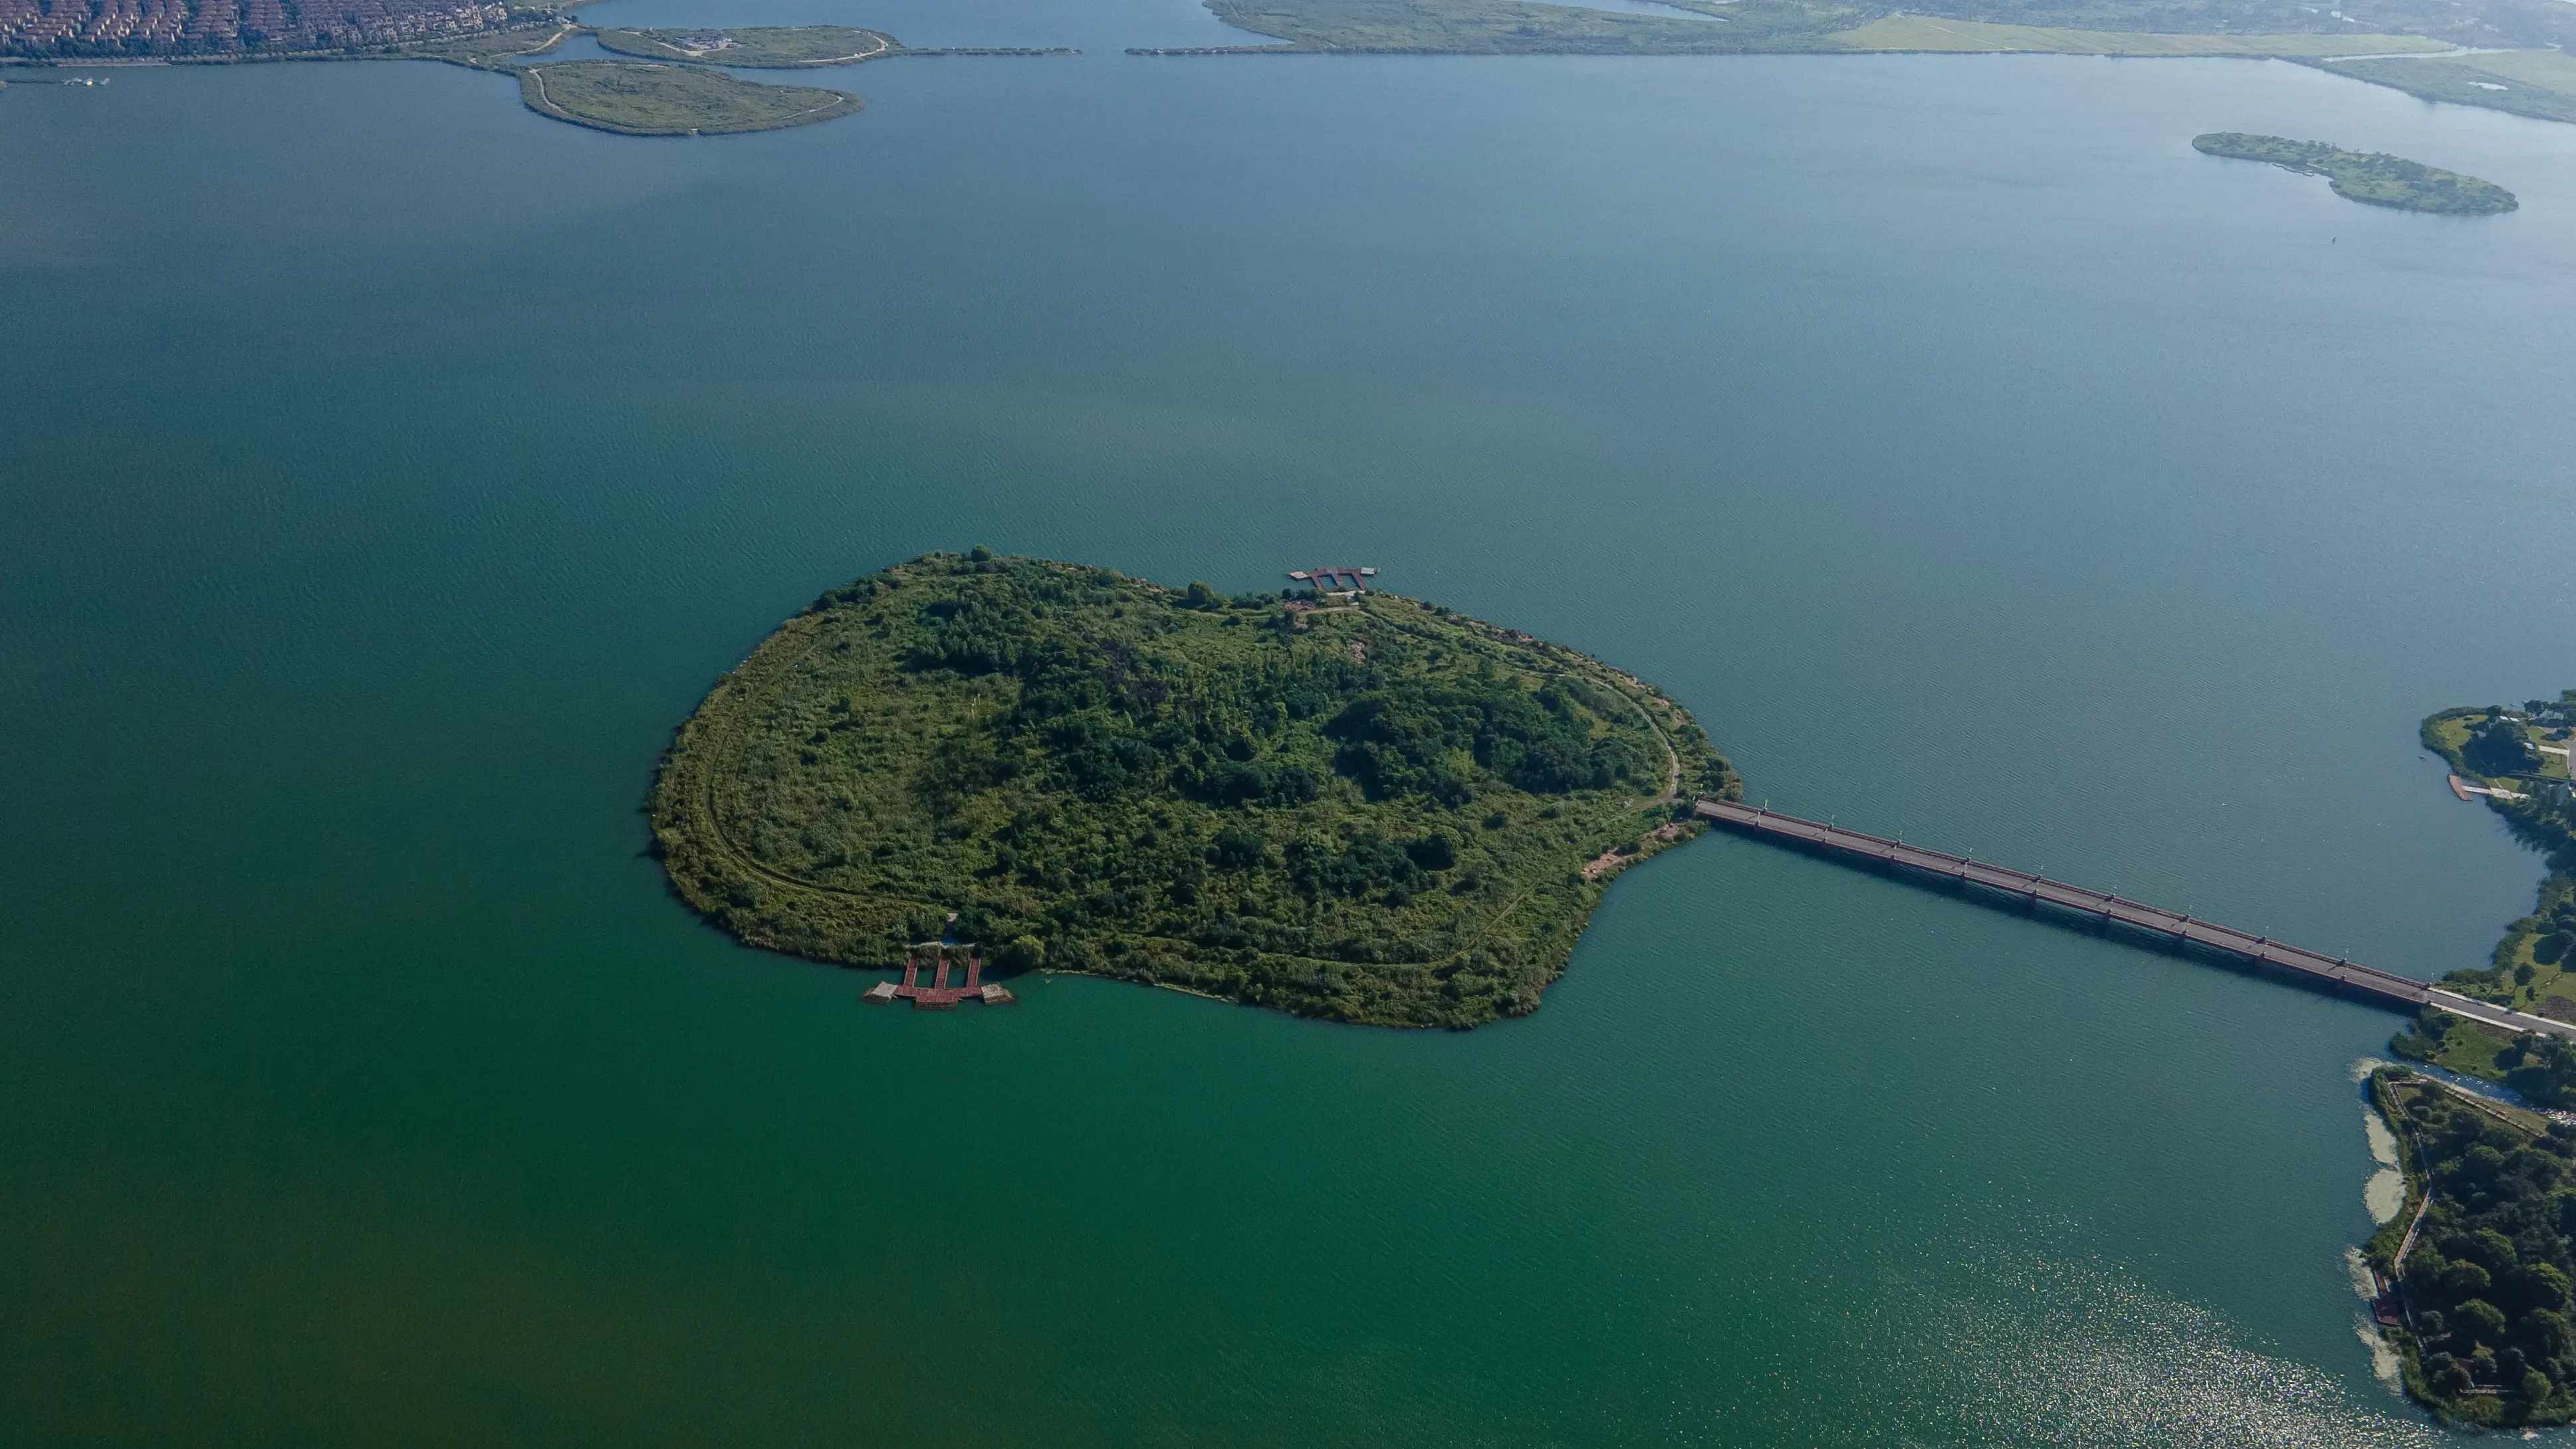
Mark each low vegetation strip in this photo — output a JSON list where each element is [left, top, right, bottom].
[[399, 24, 576, 67], [1201, 0, 1814, 53], [648, 551, 1738, 1028], [594, 26, 897, 67], [1829, 15, 2443, 54], [2192, 132, 2516, 215], [517, 60, 861, 135], [1193, 0, 2470, 53], [2369, 1067, 2576, 1427], [1170, 0, 2576, 126], [2321, 51, 2576, 126]]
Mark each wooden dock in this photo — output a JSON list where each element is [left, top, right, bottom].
[[1693, 798, 2574, 1041], [1286, 566, 1376, 593], [864, 944, 1015, 1010]]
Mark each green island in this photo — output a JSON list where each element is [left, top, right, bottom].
[[428, 22, 1081, 136], [648, 550, 1737, 1028], [517, 59, 861, 136], [2364, 1065, 2576, 1426], [594, 25, 897, 67], [2192, 132, 2517, 215]]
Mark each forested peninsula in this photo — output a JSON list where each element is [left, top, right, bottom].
[[2400, 697, 2576, 1034], [2367, 1066, 2576, 1426], [2356, 697, 2576, 1422], [2391, 697, 2576, 1109], [649, 552, 1736, 1028]]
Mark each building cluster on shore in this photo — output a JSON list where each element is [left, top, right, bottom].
[[2, 0, 503, 55]]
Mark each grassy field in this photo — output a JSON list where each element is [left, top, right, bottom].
[[1202, 0, 1841, 53], [2192, 132, 2516, 214], [2537, 735, 2574, 784], [2420, 711, 2565, 786], [2322, 50, 2576, 126], [2435, 875, 2576, 1016], [2424, 703, 2571, 786], [1199, 0, 2466, 53], [1196, 0, 2486, 65], [649, 552, 1736, 1028], [517, 60, 861, 135], [1829, 15, 2444, 55], [1180, 0, 2576, 125], [398, 23, 577, 67], [1901, 0, 2566, 47], [2412, 1012, 2537, 1077], [2427, 712, 2480, 773], [593, 25, 897, 66]]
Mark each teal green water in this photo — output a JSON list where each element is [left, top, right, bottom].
[[7, 17, 2576, 1442]]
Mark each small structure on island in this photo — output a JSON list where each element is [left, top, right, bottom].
[[1286, 566, 1377, 595], [864, 942, 1016, 1010]]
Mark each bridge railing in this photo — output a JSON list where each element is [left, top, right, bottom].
[[1689, 798, 2576, 1030]]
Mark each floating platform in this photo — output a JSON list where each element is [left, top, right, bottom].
[[1286, 566, 1376, 593], [861, 944, 1015, 1010]]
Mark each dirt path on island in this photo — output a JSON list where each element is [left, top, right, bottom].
[[524, 64, 562, 118], [665, 31, 890, 64]]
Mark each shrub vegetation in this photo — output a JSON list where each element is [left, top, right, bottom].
[[2192, 132, 2518, 214], [593, 25, 897, 66], [517, 60, 861, 135]]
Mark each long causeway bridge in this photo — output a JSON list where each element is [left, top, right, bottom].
[[1693, 798, 2575, 1042]]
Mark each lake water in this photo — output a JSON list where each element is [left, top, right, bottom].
[[7, 9, 2576, 1443]]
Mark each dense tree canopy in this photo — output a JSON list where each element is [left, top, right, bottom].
[[2412, 695, 2574, 1018], [2467, 713, 2546, 778], [2377, 1071, 2576, 1425], [649, 553, 1736, 1027]]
